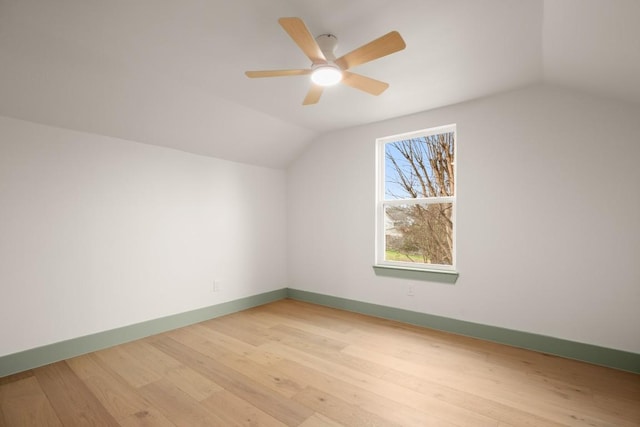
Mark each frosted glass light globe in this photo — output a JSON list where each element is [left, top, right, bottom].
[[311, 65, 342, 86]]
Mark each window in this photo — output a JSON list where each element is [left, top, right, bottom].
[[376, 124, 456, 272]]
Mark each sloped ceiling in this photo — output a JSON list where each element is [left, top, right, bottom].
[[543, 0, 640, 106], [0, 0, 637, 168]]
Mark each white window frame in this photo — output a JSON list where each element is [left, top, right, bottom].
[[375, 124, 457, 272]]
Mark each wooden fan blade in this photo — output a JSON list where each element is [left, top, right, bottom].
[[245, 69, 312, 78], [278, 17, 326, 64], [341, 71, 389, 95], [303, 84, 323, 105], [335, 31, 406, 70]]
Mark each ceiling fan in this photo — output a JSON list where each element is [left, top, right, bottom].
[[245, 17, 406, 105]]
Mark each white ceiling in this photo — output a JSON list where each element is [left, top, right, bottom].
[[0, 0, 638, 168], [543, 0, 640, 106]]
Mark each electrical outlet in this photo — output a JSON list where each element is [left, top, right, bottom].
[[407, 284, 415, 296], [213, 280, 220, 292]]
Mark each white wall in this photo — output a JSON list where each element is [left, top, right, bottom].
[[0, 116, 287, 356], [287, 84, 640, 353]]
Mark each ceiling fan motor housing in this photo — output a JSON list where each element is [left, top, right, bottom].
[[316, 34, 338, 61]]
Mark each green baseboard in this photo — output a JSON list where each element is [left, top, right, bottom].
[[0, 289, 287, 378], [2, 287, 638, 377], [286, 288, 640, 374]]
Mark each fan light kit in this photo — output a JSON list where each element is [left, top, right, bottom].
[[311, 64, 342, 86], [245, 17, 406, 105]]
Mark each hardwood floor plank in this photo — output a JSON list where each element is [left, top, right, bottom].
[[78, 374, 150, 422], [173, 329, 304, 397], [260, 300, 354, 333], [481, 342, 640, 399], [377, 364, 566, 427], [261, 325, 347, 362], [292, 386, 406, 427], [163, 365, 223, 402], [0, 370, 34, 387], [117, 407, 176, 427], [281, 360, 469, 426], [119, 340, 182, 375], [344, 343, 627, 427], [184, 321, 289, 368], [201, 390, 288, 427], [264, 337, 489, 425], [269, 324, 350, 352], [248, 310, 354, 344], [66, 354, 157, 422], [139, 379, 227, 426], [244, 345, 289, 367], [65, 353, 106, 380], [298, 413, 344, 427], [274, 355, 496, 426], [201, 312, 273, 346], [33, 361, 119, 426], [94, 345, 163, 388], [0, 376, 62, 426], [150, 335, 314, 426], [166, 325, 307, 398], [593, 393, 640, 423], [188, 322, 262, 358]]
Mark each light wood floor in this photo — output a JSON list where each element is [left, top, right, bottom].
[[0, 299, 638, 426]]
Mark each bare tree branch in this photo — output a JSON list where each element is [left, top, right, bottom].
[[384, 132, 455, 264]]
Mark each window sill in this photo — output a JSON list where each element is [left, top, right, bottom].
[[373, 265, 459, 284]]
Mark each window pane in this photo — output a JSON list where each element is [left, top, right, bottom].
[[384, 203, 453, 266], [384, 132, 455, 200]]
